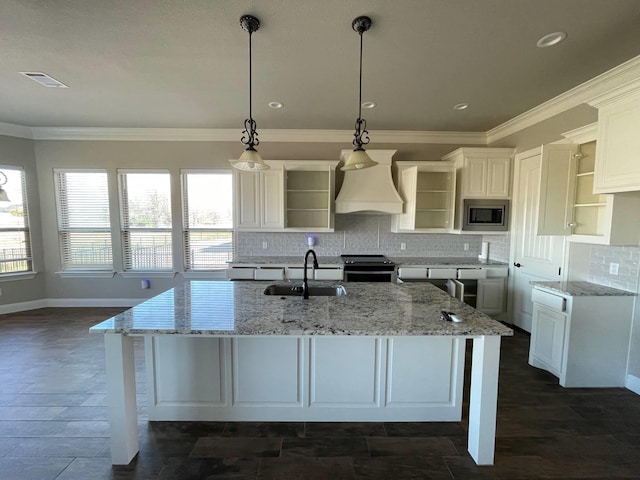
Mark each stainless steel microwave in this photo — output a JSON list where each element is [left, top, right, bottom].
[[462, 199, 509, 231]]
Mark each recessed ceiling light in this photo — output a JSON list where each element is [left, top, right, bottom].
[[268, 101, 283, 109], [361, 101, 376, 109], [453, 103, 469, 111], [536, 32, 567, 48], [19, 72, 68, 88]]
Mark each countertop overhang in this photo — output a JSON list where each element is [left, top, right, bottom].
[[90, 281, 513, 337]]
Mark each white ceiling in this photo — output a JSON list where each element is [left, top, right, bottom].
[[2, 0, 640, 133]]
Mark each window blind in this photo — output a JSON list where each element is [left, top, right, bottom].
[[182, 172, 233, 270], [0, 168, 33, 274], [119, 172, 172, 271], [54, 170, 112, 270]]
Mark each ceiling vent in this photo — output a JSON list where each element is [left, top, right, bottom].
[[20, 72, 68, 88]]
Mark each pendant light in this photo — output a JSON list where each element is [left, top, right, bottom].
[[0, 172, 10, 202], [230, 15, 270, 171], [341, 16, 378, 171]]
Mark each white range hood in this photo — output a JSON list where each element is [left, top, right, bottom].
[[335, 149, 404, 214]]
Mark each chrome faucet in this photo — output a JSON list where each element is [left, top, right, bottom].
[[302, 249, 319, 299]]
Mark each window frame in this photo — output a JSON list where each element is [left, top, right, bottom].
[[181, 169, 234, 274], [118, 169, 174, 273], [53, 168, 114, 275], [0, 166, 34, 277]]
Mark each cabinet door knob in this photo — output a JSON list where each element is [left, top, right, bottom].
[[513, 262, 522, 268], [567, 222, 577, 228]]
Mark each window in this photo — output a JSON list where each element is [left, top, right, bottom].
[[0, 167, 32, 274], [54, 170, 112, 271], [119, 171, 172, 271], [182, 171, 233, 270]]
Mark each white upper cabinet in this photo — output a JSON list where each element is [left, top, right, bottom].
[[537, 124, 640, 245], [234, 161, 285, 231], [588, 84, 640, 193], [442, 147, 514, 232], [234, 160, 338, 232], [443, 148, 513, 199], [536, 143, 579, 236], [284, 160, 339, 232], [391, 161, 456, 233]]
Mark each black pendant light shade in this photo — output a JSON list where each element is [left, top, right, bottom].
[[341, 15, 378, 171], [230, 14, 270, 171]]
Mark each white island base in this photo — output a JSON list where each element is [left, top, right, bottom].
[[105, 333, 501, 466]]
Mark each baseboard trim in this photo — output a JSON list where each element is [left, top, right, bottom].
[[0, 298, 144, 314], [0, 299, 48, 315], [626, 374, 640, 395]]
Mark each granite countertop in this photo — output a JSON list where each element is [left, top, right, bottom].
[[229, 256, 507, 268], [90, 281, 513, 337], [389, 257, 508, 267], [531, 281, 637, 297]]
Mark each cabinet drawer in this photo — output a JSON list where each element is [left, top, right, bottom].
[[531, 288, 566, 312], [397, 267, 428, 279], [227, 267, 255, 280], [314, 268, 343, 281], [286, 266, 313, 280], [457, 268, 487, 280], [428, 268, 457, 279], [485, 268, 508, 278], [254, 268, 285, 281]]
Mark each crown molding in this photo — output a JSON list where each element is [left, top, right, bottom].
[[487, 54, 640, 144], [561, 123, 597, 144], [0, 121, 33, 139], [27, 127, 487, 144]]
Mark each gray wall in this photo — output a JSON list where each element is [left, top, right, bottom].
[[0, 135, 45, 305]]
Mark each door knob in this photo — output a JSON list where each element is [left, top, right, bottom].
[[513, 262, 522, 268]]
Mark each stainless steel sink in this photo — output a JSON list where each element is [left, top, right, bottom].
[[263, 284, 347, 297]]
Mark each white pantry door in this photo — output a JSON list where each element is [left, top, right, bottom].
[[510, 148, 565, 332]]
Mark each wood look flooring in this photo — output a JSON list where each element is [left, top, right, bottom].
[[1, 307, 640, 479]]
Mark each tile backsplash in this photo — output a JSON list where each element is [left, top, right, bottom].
[[588, 245, 640, 292], [237, 214, 510, 260]]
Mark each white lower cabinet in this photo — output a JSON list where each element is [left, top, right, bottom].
[[529, 303, 567, 377], [529, 286, 634, 387]]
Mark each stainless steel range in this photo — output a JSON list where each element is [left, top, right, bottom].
[[340, 254, 396, 282]]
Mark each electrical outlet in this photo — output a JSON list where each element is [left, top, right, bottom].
[[609, 263, 619, 275], [262, 241, 268, 249], [463, 243, 469, 251], [400, 243, 406, 251]]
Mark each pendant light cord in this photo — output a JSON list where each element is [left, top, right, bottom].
[[249, 29, 253, 123], [358, 31, 363, 121]]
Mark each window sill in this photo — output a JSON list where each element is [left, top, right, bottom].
[[183, 270, 227, 280], [0, 272, 38, 282], [120, 271, 177, 279], [56, 271, 117, 279]]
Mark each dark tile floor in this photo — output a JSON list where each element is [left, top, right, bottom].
[[1, 307, 640, 479]]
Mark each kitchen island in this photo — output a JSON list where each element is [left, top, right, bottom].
[[91, 280, 512, 466]]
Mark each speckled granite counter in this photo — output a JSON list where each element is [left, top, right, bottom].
[[389, 257, 508, 267], [229, 255, 507, 268], [91, 281, 513, 337], [530, 280, 636, 297]]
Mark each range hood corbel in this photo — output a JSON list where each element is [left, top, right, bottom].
[[335, 149, 404, 214]]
